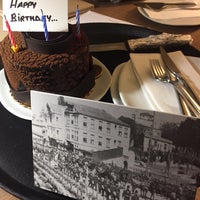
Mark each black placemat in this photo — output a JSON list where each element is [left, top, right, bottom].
[[0, 23, 200, 200]]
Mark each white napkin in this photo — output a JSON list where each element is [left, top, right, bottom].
[[169, 51, 200, 100], [142, 0, 200, 25], [129, 51, 200, 115], [69, 11, 134, 25]]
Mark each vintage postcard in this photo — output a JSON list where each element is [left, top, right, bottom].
[[31, 90, 200, 200]]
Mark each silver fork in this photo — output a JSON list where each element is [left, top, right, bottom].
[[151, 59, 200, 117]]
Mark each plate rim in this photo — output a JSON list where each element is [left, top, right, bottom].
[[110, 62, 126, 105]]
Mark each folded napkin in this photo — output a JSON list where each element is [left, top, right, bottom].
[[69, 11, 134, 25], [142, 0, 200, 25], [169, 51, 200, 100], [129, 51, 200, 115]]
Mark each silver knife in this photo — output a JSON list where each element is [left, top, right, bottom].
[[160, 46, 200, 104], [89, 42, 128, 52], [89, 33, 193, 52], [132, 1, 196, 10]]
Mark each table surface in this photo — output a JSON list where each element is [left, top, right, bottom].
[[0, 1, 200, 199]]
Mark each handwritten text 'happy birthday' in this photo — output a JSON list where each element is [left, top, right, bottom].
[[8, 0, 58, 22]]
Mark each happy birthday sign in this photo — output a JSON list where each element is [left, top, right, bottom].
[[3, 0, 68, 32]]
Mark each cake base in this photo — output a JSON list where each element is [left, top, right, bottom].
[[0, 57, 112, 120], [5, 67, 95, 107]]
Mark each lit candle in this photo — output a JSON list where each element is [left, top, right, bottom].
[[4, 15, 18, 53], [76, 5, 81, 38], [41, 9, 49, 41]]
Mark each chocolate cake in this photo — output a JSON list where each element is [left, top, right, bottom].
[[0, 25, 95, 107]]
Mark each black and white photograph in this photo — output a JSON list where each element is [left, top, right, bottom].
[[31, 91, 200, 200]]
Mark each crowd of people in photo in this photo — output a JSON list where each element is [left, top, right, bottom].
[[32, 138, 198, 200]]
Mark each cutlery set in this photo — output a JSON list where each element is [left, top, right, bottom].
[[132, 1, 198, 10], [160, 47, 200, 101], [151, 47, 200, 117]]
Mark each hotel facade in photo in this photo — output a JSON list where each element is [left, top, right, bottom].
[[32, 98, 131, 159], [32, 97, 174, 171]]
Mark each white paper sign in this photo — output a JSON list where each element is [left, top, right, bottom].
[[3, 0, 68, 32]]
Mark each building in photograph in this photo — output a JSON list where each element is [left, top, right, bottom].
[[32, 98, 132, 167], [143, 130, 173, 153], [134, 112, 173, 152]]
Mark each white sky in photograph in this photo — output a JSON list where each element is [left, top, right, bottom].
[[31, 90, 188, 130]]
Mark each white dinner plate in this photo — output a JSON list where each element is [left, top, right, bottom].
[[138, 7, 200, 26], [0, 57, 111, 120], [118, 60, 154, 110]]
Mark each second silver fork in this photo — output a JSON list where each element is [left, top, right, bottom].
[[151, 59, 200, 117]]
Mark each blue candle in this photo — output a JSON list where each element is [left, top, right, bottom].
[[76, 5, 80, 37], [41, 9, 49, 41]]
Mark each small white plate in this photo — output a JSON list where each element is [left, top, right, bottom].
[[117, 56, 200, 114], [86, 57, 112, 101], [0, 57, 111, 120], [0, 69, 32, 120], [138, 7, 200, 26]]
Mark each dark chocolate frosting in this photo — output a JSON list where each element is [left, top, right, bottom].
[[6, 67, 95, 107], [0, 24, 95, 107]]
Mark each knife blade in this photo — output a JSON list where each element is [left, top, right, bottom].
[[160, 46, 200, 104], [89, 42, 129, 52], [89, 33, 193, 53]]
